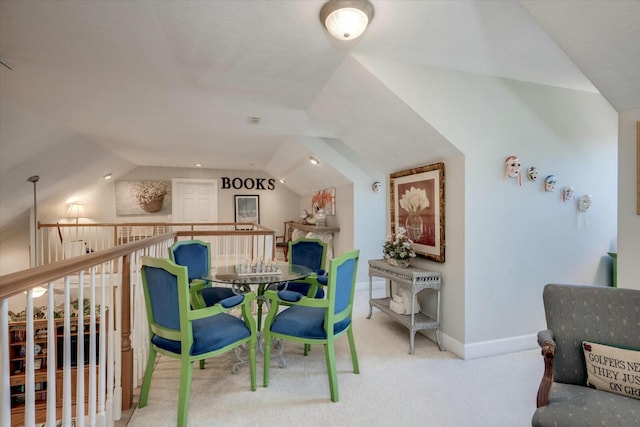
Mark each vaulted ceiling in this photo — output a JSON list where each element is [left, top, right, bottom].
[[1, 0, 639, 232]]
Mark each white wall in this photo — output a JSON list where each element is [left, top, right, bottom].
[[37, 166, 302, 238], [359, 58, 618, 357], [409, 155, 467, 351], [297, 135, 386, 284], [0, 212, 31, 275], [617, 109, 640, 290]]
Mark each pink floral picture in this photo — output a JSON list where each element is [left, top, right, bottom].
[[390, 163, 445, 263]]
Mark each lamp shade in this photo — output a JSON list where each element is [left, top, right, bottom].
[[320, 0, 374, 41], [67, 203, 86, 219]]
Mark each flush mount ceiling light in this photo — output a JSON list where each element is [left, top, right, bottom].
[[320, 0, 374, 41], [309, 156, 321, 166]]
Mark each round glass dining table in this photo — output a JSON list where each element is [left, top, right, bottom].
[[211, 263, 312, 330]]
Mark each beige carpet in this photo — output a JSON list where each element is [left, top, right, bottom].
[[128, 290, 541, 427]]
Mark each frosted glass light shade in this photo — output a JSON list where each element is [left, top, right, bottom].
[[320, 0, 374, 41]]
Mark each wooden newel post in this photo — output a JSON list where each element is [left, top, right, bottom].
[[121, 253, 133, 409]]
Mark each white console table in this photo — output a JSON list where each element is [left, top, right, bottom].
[[367, 259, 443, 354]]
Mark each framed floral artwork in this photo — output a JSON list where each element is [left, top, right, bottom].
[[390, 162, 445, 262], [311, 187, 336, 215], [115, 180, 171, 216]]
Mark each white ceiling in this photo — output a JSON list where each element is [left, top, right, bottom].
[[1, 0, 639, 230]]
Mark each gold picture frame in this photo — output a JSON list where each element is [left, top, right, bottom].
[[390, 162, 445, 262], [312, 187, 336, 215]]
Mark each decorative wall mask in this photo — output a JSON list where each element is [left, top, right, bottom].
[[562, 187, 575, 202], [544, 175, 557, 192], [526, 166, 538, 182], [504, 156, 522, 185], [372, 181, 382, 193], [578, 194, 592, 212]]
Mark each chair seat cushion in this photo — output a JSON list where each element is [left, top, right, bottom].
[[270, 306, 350, 339], [152, 313, 250, 356], [532, 382, 640, 427], [200, 287, 236, 307], [286, 281, 324, 298], [278, 290, 303, 302]]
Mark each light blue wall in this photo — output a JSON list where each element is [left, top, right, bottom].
[[357, 57, 618, 357]]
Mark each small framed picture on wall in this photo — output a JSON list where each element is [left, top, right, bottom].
[[234, 195, 260, 227]]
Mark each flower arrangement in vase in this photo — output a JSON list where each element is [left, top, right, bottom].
[[382, 227, 416, 268]]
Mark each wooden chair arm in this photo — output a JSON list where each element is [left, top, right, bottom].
[[536, 341, 556, 408]]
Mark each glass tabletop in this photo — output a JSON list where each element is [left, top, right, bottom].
[[211, 263, 312, 286]]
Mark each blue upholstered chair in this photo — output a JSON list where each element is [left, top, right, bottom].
[[286, 238, 328, 298], [169, 240, 236, 309], [139, 257, 257, 427], [262, 249, 360, 402]]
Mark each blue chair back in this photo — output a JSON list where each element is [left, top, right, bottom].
[[289, 238, 327, 272], [169, 240, 210, 281], [332, 256, 357, 314], [143, 265, 182, 331]]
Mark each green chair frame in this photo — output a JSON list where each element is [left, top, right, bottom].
[[139, 256, 257, 427], [262, 249, 360, 402]]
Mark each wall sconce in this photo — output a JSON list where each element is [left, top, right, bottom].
[[320, 0, 374, 41]]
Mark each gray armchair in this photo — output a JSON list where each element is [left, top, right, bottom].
[[532, 283, 640, 427]]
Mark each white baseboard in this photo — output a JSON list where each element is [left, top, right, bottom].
[[415, 331, 537, 360], [357, 280, 538, 359]]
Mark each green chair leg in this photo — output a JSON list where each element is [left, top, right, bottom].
[[324, 340, 339, 402], [139, 348, 157, 408], [263, 330, 271, 387], [199, 359, 205, 369], [347, 328, 360, 374], [304, 343, 311, 355], [177, 359, 193, 427], [249, 337, 257, 391]]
